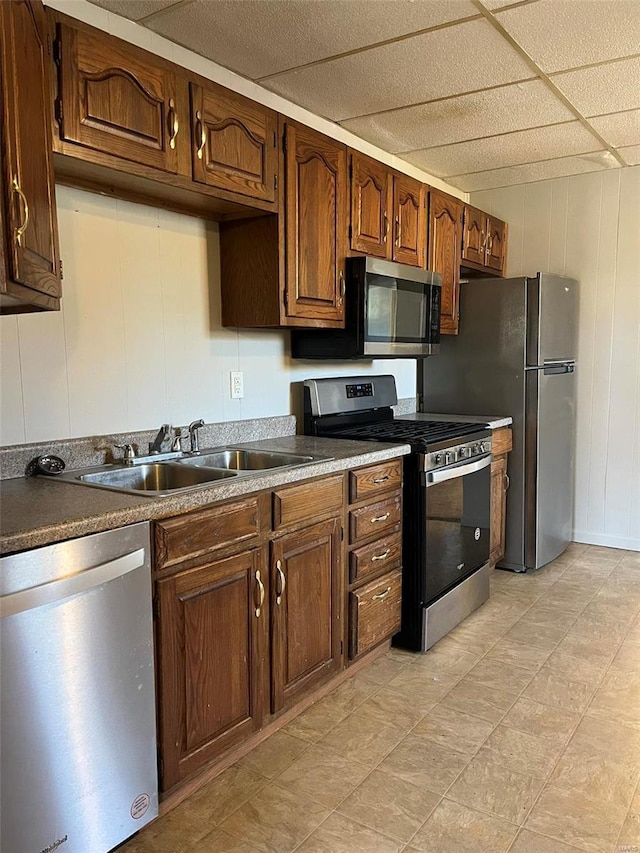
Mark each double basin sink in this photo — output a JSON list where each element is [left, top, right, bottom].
[[57, 448, 329, 497]]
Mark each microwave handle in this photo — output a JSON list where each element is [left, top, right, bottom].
[[424, 454, 491, 486]]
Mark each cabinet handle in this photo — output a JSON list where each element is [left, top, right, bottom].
[[487, 233, 494, 255], [394, 215, 400, 247], [255, 569, 265, 617], [275, 559, 286, 606], [383, 213, 389, 243], [504, 474, 510, 490], [196, 110, 206, 159], [168, 98, 179, 150], [370, 512, 390, 524], [372, 475, 389, 484], [12, 176, 29, 248], [372, 587, 391, 601], [480, 229, 486, 251], [337, 269, 345, 306], [371, 549, 391, 562]]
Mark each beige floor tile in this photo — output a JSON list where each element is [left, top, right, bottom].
[[411, 704, 495, 756], [191, 828, 260, 852], [522, 666, 596, 713], [320, 710, 405, 767], [501, 697, 581, 745], [583, 598, 640, 626], [465, 657, 535, 693], [553, 632, 616, 664], [503, 619, 566, 651], [542, 649, 609, 686], [608, 641, 640, 673], [619, 552, 640, 569], [336, 768, 440, 842], [284, 676, 378, 743], [378, 733, 469, 794], [409, 646, 480, 679], [508, 827, 593, 853], [357, 686, 435, 731], [571, 714, 640, 769], [522, 604, 579, 631], [219, 783, 329, 853], [409, 798, 518, 853], [295, 812, 403, 852], [447, 748, 544, 825], [568, 612, 631, 645], [356, 653, 413, 685], [274, 744, 369, 808], [386, 668, 458, 705], [183, 764, 266, 826], [587, 670, 640, 729], [537, 587, 596, 613], [617, 788, 640, 848], [482, 724, 564, 779], [236, 730, 308, 779], [119, 804, 211, 853], [438, 677, 519, 723], [484, 639, 552, 672]]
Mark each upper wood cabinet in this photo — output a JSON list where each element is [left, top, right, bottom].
[[349, 151, 426, 268], [55, 22, 188, 175], [191, 81, 278, 203], [461, 205, 507, 276], [428, 188, 463, 336], [1, 0, 61, 312]]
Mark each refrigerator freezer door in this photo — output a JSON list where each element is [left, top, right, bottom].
[[528, 274, 579, 365], [526, 363, 577, 568]]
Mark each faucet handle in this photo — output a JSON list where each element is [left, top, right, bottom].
[[171, 429, 183, 452], [114, 443, 136, 463]]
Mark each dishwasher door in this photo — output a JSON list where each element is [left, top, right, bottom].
[[1, 522, 158, 853]]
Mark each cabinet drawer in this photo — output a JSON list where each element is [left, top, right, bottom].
[[349, 530, 402, 584], [154, 496, 266, 570], [273, 475, 344, 531], [349, 495, 401, 544], [349, 569, 402, 659], [349, 459, 402, 502]]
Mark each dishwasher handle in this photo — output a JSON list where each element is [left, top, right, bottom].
[[424, 454, 491, 486], [0, 548, 146, 618]]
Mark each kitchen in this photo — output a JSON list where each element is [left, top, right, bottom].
[[1, 1, 639, 852]]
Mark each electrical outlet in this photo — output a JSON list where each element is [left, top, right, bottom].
[[230, 371, 244, 399]]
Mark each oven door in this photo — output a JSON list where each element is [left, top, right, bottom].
[[423, 455, 492, 604]]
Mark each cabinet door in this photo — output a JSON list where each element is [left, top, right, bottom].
[[1, 0, 60, 309], [191, 81, 278, 203], [461, 205, 486, 266], [284, 122, 346, 326], [486, 215, 506, 273], [392, 174, 426, 268], [156, 548, 268, 790], [428, 189, 462, 335], [271, 517, 342, 712], [349, 151, 392, 259], [490, 455, 508, 565], [57, 23, 182, 174]]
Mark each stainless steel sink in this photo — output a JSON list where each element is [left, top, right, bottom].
[[65, 462, 237, 496], [178, 448, 315, 471]]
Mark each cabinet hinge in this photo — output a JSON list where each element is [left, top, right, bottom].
[[274, 174, 278, 190], [58, 259, 64, 281], [340, 640, 343, 655], [55, 97, 63, 127]]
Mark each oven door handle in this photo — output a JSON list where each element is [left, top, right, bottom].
[[424, 454, 491, 486]]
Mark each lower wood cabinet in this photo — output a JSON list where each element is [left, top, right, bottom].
[[490, 427, 512, 565], [349, 569, 402, 659]]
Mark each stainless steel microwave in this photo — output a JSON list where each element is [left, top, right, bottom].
[[291, 257, 442, 359]]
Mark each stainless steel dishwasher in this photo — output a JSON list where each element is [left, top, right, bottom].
[[0, 522, 158, 853]]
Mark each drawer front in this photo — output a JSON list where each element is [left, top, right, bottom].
[[349, 495, 401, 544], [349, 569, 402, 659], [492, 427, 513, 456], [154, 496, 266, 570], [349, 459, 403, 503], [273, 475, 344, 531], [349, 530, 402, 584]]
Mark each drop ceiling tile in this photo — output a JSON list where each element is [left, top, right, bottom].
[[494, 0, 640, 73], [588, 109, 640, 148], [89, 0, 180, 20], [143, 0, 477, 81], [618, 145, 640, 166], [402, 121, 601, 177], [552, 58, 640, 118], [481, 0, 538, 8], [340, 80, 573, 153], [263, 18, 534, 121], [450, 153, 618, 191]]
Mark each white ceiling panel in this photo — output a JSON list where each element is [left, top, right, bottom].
[[451, 153, 618, 191], [402, 121, 601, 177], [480, 0, 539, 8], [263, 18, 533, 121], [340, 80, 574, 153], [552, 58, 640, 119], [494, 0, 640, 73], [618, 145, 640, 165], [89, 0, 181, 20], [144, 0, 477, 81], [588, 109, 640, 149]]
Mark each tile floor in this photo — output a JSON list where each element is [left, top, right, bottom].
[[121, 543, 640, 853]]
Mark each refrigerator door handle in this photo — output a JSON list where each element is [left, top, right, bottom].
[[543, 363, 576, 375]]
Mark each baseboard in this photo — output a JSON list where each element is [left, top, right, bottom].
[[572, 531, 640, 552]]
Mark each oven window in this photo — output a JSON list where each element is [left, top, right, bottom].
[[366, 275, 427, 342], [424, 464, 491, 604]]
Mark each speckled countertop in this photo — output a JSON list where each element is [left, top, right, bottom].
[[0, 436, 410, 556]]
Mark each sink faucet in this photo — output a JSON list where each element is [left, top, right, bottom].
[[149, 423, 173, 454], [188, 419, 205, 452]]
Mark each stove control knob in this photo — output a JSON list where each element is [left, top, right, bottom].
[[481, 441, 491, 453], [459, 446, 469, 459], [445, 450, 455, 465], [434, 453, 444, 465], [470, 443, 479, 455]]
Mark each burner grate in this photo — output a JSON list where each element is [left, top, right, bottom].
[[330, 420, 484, 448]]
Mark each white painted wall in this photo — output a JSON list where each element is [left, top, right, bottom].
[[471, 166, 640, 552], [0, 185, 416, 445]]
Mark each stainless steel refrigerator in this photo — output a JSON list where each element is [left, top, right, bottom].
[[421, 273, 578, 572]]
